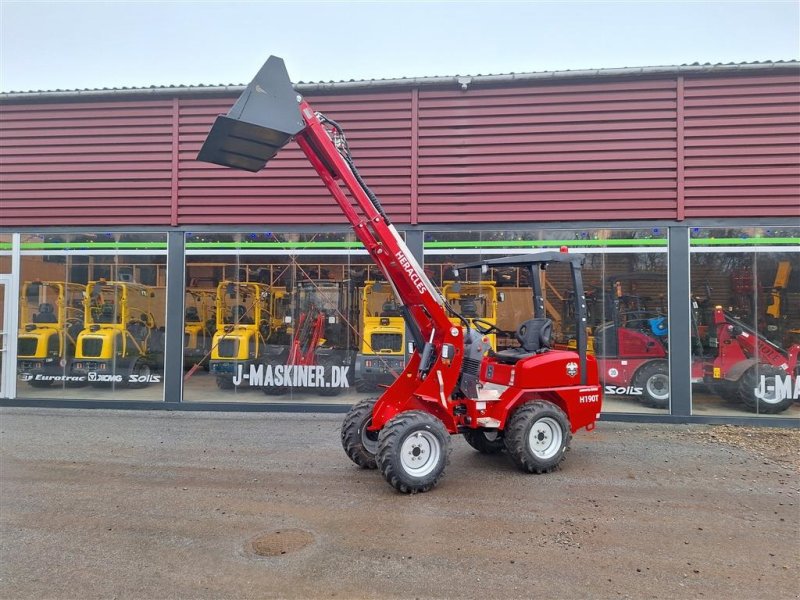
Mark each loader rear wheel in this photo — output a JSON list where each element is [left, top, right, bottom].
[[216, 376, 234, 390], [127, 358, 151, 389], [377, 411, 451, 494], [737, 364, 793, 414], [634, 360, 670, 409], [504, 401, 571, 474], [28, 378, 54, 388], [341, 397, 380, 469], [463, 429, 505, 454]]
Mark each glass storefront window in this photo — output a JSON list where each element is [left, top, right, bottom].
[[183, 231, 405, 403], [16, 233, 167, 400], [425, 228, 670, 414], [0, 234, 10, 273], [690, 227, 800, 418]]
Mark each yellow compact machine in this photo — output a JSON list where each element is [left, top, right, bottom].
[[266, 286, 291, 345], [209, 281, 271, 389], [72, 281, 163, 387], [184, 288, 217, 370], [17, 281, 86, 387], [354, 280, 406, 392], [443, 281, 501, 351]]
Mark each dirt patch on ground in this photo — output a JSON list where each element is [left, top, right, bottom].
[[246, 529, 315, 557], [685, 425, 800, 470]]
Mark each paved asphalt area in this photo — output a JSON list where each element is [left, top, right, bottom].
[[0, 407, 797, 599]]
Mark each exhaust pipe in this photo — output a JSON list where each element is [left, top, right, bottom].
[[197, 56, 305, 172]]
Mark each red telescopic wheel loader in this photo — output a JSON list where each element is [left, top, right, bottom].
[[197, 56, 603, 493]]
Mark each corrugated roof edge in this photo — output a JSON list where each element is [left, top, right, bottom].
[[1, 60, 798, 101]]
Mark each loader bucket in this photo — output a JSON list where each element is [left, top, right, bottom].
[[197, 56, 305, 172]]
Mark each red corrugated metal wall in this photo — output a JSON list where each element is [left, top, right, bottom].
[[1, 71, 798, 227], [682, 74, 800, 218], [0, 100, 175, 224], [416, 79, 679, 222], [177, 93, 413, 225]]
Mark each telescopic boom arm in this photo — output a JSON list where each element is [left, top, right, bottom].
[[198, 56, 465, 427]]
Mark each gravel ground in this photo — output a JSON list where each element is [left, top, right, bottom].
[[0, 407, 798, 600]]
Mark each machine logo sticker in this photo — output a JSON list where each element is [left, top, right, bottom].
[[19, 373, 88, 383], [232, 363, 350, 388], [566, 362, 578, 377], [754, 374, 799, 403], [88, 372, 124, 383], [605, 385, 644, 396], [608, 368, 619, 378]]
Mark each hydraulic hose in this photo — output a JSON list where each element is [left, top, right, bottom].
[[318, 114, 391, 224]]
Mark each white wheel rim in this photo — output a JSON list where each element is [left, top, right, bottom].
[[484, 431, 499, 442], [400, 430, 441, 477], [527, 417, 563, 459], [647, 373, 669, 401]]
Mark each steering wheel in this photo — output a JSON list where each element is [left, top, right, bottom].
[[470, 318, 503, 335]]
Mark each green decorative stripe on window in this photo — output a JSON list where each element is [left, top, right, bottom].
[[424, 239, 668, 249], [185, 241, 365, 249], [690, 237, 800, 246], [20, 242, 168, 250]]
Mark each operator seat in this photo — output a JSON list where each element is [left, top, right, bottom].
[[33, 302, 58, 324], [459, 298, 479, 319], [97, 303, 118, 324], [185, 306, 200, 322], [127, 313, 150, 341], [233, 304, 253, 324], [493, 317, 552, 364], [380, 301, 402, 318]]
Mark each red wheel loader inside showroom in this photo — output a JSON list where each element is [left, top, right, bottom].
[[197, 56, 602, 493]]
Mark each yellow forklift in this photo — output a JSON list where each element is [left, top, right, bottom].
[[354, 280, 406, 392], [72, 280, 163, 387], [17, 281, 86, 387], [184, 288, 217, 370], [443, 280, 502, 351], [208, 280, 272, 389]]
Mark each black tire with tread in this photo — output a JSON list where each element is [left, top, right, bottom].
[[716, 382, 739, 403], [318, 359, 346, 396], [633, 359, 670, 409], [737, 364, 793, 414], [504, 401, 572, 474], [341, 397, 380, 469], [28, 378, 54, 388], [376, 411, 451, 494], [463, 429, 505, 454], [216, 376, 234, 390], [127, 358, 151, 389]]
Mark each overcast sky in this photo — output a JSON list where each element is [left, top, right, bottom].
[[1, 1, 798, 92]]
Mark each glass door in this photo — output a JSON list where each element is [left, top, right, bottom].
[[0, 274, 15, 399]]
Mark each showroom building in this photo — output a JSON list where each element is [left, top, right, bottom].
[[0, 60, 798, 425]]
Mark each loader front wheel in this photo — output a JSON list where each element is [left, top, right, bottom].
[[504, 401, 571, 474], [737, 364, 793, 414], [463, 429, 505, 454], [377, 411, 451, 494], [341, 397, 380, 469]]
